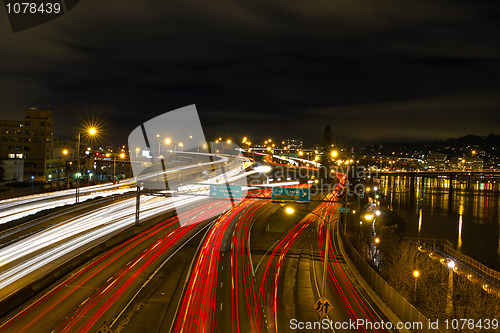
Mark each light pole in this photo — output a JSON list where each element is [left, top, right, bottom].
[[286, 206, 338, 298], [76, 127, 97, 202], [113, 153, 126, 182], [446, 260, 455, 319], [58, 149, 68, 189], [413, 270, 420, 302], [156, 134, 161, 160]]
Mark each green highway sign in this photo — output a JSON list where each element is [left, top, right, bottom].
[[272, 187, 310, 202], [210, 184, 242, 198], [339, 207, 350, 213]]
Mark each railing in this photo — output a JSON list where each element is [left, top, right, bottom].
[[405, 237, 500, 290], [338, 228, 441, 332]]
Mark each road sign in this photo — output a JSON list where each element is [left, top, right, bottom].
[[95, 322, 113, 333], [272, 187, 310, 202], [339, 207, 350, 213], [312, 296, 333, 317], [210, 184, 242, 198]]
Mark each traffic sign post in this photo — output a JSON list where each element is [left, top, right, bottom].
[[95, 322, 113, 333], [312, 296, 333, 317], [272, 187, 310, 203], [210, 184, 242, 198]]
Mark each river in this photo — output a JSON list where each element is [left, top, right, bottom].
[[378, 176, 500, 271]]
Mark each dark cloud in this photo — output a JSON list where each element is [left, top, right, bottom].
[[0, 0, 499, 144]]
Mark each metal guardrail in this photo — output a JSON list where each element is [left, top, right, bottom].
[[339, 229, 441, 332], [405, 237, 500, 290]]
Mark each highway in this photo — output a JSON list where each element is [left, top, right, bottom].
[[0, 152, 240, 226], [0, 156, 251, 309], [169, 176, 403, 332], [0, 200, 229, 332], [0, 154, 408, 333], [0, 181, 135, 226]]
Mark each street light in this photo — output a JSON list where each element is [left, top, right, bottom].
[[364, 214, 374, 221], [61, 149, 70, 189], [331, 150, 338, 158], [413, 270, 420, 302], [446, 260, 455, 317], [113, 153, 126, 181], [76, 127, 97, 202], [374, 237, 380, 244], [285, 205, 336, 299]]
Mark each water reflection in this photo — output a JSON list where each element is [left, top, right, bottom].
[[379, 176, 500, 270]]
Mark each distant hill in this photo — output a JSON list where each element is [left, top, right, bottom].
[[360, 134, 500, 157]]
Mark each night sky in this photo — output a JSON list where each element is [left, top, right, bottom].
[[1, 0, 500, 145]]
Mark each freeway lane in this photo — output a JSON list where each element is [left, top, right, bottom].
[[312, 203, 394, 333], [0, 151, 235, 226], [171, 186, 318, 333], [0, 181, 136, 225], [170, 182, 403, 332], [0, 200, 229, 333], [0, 159, 251, 303], [172, 197, 263, 332], [0, 195, 204, 299]]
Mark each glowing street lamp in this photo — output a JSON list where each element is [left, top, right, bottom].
[[77, 127, 98, 178], [446, 260, 455, 317], [331, 150, 338, 158], [364, 214, 374, 221], [76, 126, 98, 203], [413, 270, 420, 301], [113, 152, 127, 180], [285, 206, 335, 299]]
